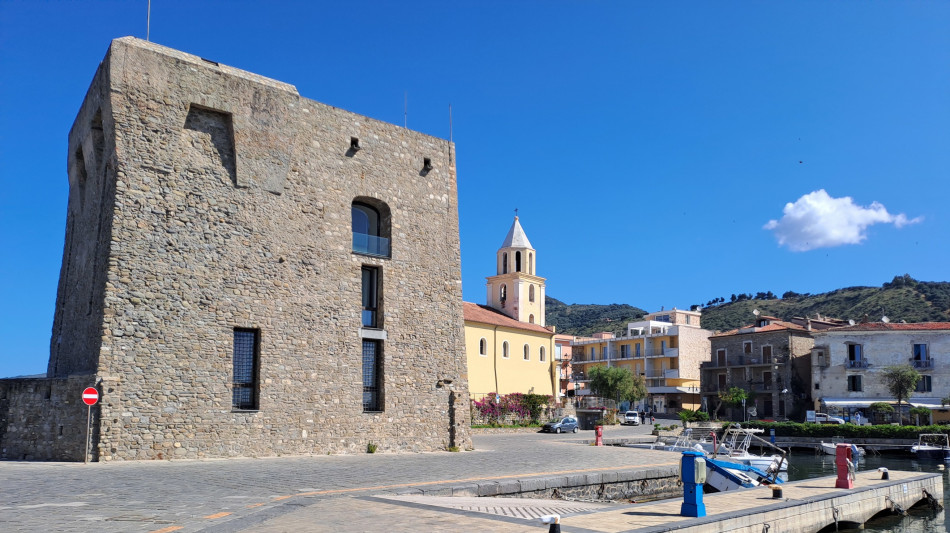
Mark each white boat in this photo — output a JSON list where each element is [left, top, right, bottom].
[[911, 434, 950, 462], [819, 438, 866, 457], [704, 458, 762, 492], [713, 425, 788, 473]]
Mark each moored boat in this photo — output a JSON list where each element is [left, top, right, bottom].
[[819, 438, 866, 457], [911, 433, 950, 461]]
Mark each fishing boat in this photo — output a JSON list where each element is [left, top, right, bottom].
[[911, 433, 950, 462], [819, 438, 866, 457], [704, 458, 764, 492], [713, 425, 788, 473]]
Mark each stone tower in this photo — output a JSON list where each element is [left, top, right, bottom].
[[485, 216, 546, 325], [1, 37, 472, 461]]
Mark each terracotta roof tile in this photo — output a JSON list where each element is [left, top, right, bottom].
[[826, 322, 950, 332], [712, 320, 807, 338], [463, 302, 554, 335]]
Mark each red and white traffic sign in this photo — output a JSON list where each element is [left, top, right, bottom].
[[81, 387, 99, 406]]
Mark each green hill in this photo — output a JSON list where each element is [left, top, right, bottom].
[[545, 297, 647, 337], [547, 275, 950, 335]]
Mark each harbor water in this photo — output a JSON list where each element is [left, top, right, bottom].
[[788, 452, 949, 532]]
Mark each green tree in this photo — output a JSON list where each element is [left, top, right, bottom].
[[717, 386, 750, 421], [909, 406, 932, 426], [881, 365, 921, 426], [868, 401, 895, 424], [587, 366, 647, 406]]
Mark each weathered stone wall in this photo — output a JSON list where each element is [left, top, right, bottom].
[[0, 376, 98, 461], [814, 328, 950, 401], [674, 326, 713, 380], [34, 37, 472, 461]]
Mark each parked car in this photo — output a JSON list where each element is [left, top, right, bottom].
[[542, 416, 579, 433], [813, 413, 845, 424], [622, 411, 641, 426]]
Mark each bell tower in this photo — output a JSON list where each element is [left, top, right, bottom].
[[486, 216, 546, 325]]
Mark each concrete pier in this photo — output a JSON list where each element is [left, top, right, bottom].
[[559, 470, 942, 532]]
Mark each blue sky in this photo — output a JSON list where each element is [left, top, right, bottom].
[[1, 2, 948, 377]]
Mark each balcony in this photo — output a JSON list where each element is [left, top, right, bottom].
[[352, 232, 390, 257], [846, 360, 870, 369], [647, 347, 679, 358], [912, 359, 935, 370]]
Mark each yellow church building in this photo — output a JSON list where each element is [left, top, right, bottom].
[[464, 217, 556, 400]]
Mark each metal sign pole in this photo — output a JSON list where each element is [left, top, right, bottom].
[[85, 404, 91, 464]]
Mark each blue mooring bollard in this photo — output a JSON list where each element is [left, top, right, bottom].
[[680, 450, 707, 517]]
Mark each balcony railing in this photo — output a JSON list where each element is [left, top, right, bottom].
[[846, 360, 870, 369], [912, 359, 935, 370], [352, 232, 390, 257]]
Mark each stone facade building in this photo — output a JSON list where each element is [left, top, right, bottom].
[[0, 37, 471, 461], [811, 321, 950, 423], [702, 315, 815, 421]]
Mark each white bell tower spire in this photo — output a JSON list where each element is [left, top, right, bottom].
[[486, 216, 546, 325]]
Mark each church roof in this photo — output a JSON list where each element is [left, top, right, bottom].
[[499, 216, 533, 249], [463, 302, 552, 335]]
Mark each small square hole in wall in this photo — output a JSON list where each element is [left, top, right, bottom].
[[350, 137, 361, 151], [423, 157, 433, 171]]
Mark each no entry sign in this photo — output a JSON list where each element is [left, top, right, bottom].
[[81, 387, 99, 406]]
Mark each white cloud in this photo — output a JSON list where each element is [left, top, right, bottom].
[[764, 189, 922, 252]]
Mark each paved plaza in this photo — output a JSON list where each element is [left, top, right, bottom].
[[1, 424, 673, 532]]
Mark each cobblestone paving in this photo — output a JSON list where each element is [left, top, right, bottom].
[[1, 425, 669, 532]]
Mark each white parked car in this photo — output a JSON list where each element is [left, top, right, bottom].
[[622, 411, 641, 426], [813, 413, 845, 424]]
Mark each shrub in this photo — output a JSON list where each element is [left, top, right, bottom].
[[740, 421, 950, 439]]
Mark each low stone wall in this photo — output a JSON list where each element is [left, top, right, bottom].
[[0, 375, 98, 461], [504, 469, 681, 502], [403, 465, 682, 503], [470, 426, 543, 435]]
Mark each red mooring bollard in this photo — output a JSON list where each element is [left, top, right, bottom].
[[595, 425, 603, 446], [835, 443, 855, 489]]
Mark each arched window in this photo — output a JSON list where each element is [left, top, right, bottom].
[[352, 199, 391, 257], [529, 284, 535, 302], [529, 253, 534, 274], [523, 344, 530, 361], [515, 251, 522, 272], [502, 341, 509, 358], [529, 314, 535, 324], [479, 338, 487, 356], [499, 284, 507, 302], [502, 252, 508, 274], [540, 346, 546, 362]]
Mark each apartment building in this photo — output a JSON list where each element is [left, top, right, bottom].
[[571, 308, 710, 413]]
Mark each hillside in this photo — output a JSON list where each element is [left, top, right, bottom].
[[545, 297, 647, 337], [547, 275, 950, 335]]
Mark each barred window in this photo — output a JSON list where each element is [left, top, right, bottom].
[[232, 328, 260, 410], [362, 339, 383, 412]]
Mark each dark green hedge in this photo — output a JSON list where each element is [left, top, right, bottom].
[[740, 421, 950, 439]]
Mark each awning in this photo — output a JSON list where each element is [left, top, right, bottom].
[[909, 397, 946, 409], [821, 397, 946, 409], [820, 398, 891, 409]]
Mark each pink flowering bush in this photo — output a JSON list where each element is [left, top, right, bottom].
[[472, 393, 555, 426]]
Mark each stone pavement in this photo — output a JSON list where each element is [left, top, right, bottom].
[[0, 423, 673, 532]]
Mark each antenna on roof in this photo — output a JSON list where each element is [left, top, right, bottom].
[[752, 309, 760, 316], [848, 319, 856, 326], [882, 316, 890, 323], [146, 0, 151, 41], [404, 91, 408, 129]]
